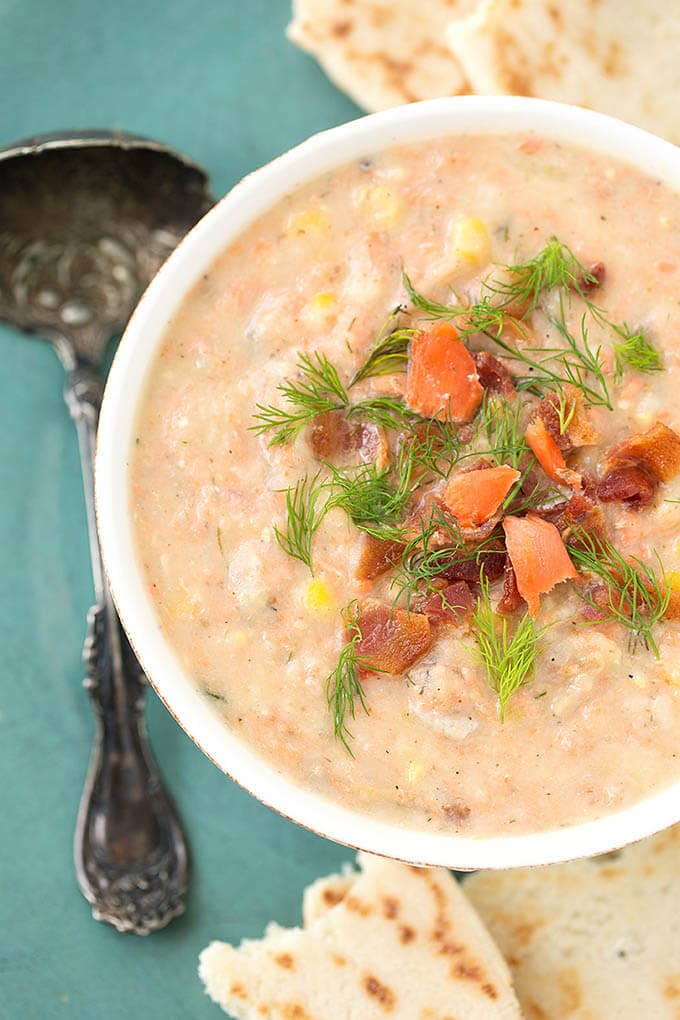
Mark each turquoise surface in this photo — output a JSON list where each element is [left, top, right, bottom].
[[0, 3, 362, 1016]]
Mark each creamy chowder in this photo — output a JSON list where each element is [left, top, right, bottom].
[[130, 134, 680, 837]]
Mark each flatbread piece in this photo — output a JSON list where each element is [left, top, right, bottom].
[[199, 850, 523, 1019], [287, 0, 475, 112], [465, 824, 680, 1020], [447, 1, 680, 144]]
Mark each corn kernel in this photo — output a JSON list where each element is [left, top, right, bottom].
[[226, 629, 248, 650], [407, 760, 426, 784], [304, 291, 337, 324], [303, 577, 335, 614], [673, 539, 680, 557], [451, 216, 491, 264], [358, 184, 403, 227], [164, 589, 195, 618], [287, 207, 330, 235], [668, 571, 680, 592]]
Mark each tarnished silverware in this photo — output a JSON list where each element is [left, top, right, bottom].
[[0, 131, 214, 933]]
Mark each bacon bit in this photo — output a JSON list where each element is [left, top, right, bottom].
[[496, 556, 525, 614], [606, 422, 680, 483], [355, 534, 403, 581], [355, 600, 431, 675], [525, 416, 581, 489], [570, 261, 606, 293], [472, 351, 516, 398], [663, 589, 680, 621], [438, 547, 507, 584], [442, 465, 520, 527], [597, 464, 656, 510], [309, 411, 388, 468], [422, 581, 474, 625], [405, 321, 483, 423], [580, 582, 613, 622], [537, 386, 599, 453], [503, 513, 578, 617], [309, 410, 351, 459]]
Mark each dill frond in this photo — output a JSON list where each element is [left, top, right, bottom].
[[252, 351, 349, 446], [273, 472, 328, 573], [611, 324, 663, 381], [350, 308, 413, 386], [569, 530, 670, 657], [471, 577, 545, 720], [325, 602, 369, 755]]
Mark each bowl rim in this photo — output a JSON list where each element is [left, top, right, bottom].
[[96, 95, 680, 870]]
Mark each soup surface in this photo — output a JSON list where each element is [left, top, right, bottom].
[[130, 133, 680, 837]]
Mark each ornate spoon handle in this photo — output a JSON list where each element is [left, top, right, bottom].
[[68, 365, 190, 934]]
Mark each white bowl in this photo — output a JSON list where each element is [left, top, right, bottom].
[[96, 96, 680, 870]]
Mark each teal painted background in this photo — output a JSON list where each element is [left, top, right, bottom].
[[0, 3, 362, 1017]]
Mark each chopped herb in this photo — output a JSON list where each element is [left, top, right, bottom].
[[350, 309, 413, 386], [471, 577, 546, 720], [326, 443, 418, 541], [252, 352, 349, 446], [325, 602, 369, 754], [216, 526, 225, 557], [274, 472, 328, 573], [611, 324, 663, 381], [497, 236, 599, 311], [569, 530, 670, 657], [349, 395, 421, 433]]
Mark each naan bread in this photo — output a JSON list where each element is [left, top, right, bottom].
[[199, 851, 522, 1019], [287, 0, 475, 112], [447, 1, 680, 144], [465, 824, 680, 1020]]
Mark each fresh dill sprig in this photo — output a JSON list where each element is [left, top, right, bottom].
[[487, 301, 611, 410], [476, 392, 528, 469], [350, 308, 413, 386], [273, 472, 328, 573], [497, 236, 599, 311], [325, 456, 415, 541], [611, 323, 663, 381], [569, 530, 670, 657], [403, 271, 456, 319], [400, 419, 463, 479], [471, 576, 545, 720], [349, 395, 421, 434], [391, 504, 503, 609], [325, 602, 369, 755], [252, 352, 349, 446]]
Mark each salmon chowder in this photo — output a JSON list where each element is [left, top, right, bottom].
[[130, 134, 680, 838]]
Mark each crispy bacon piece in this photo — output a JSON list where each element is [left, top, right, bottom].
[[606, 422, 680, 483], [496, 556, 525, 614], [569, 261, 606, 293], [503, 513, 578, 617], [438, 547, 507, 584], [422, 581, 475, 625], [664, 589, 680, 621], [580, 582, 613, 622], [355, 534, 404, 581], [309, 411, 388, 467], [355, 600, 431, 675], [597, 464, 656, 510], [472, 351, 516, 398], [536, 491, 606, 543], [537, 386, 599, 455]]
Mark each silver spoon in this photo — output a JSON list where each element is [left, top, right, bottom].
[[0, 131, 214, 934]]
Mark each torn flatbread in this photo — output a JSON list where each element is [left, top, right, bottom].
[[199, 850, 522, 1019], [447, 1, 680, 144], [287, 0, 475, 112], [465, 824, 680, 1020]]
